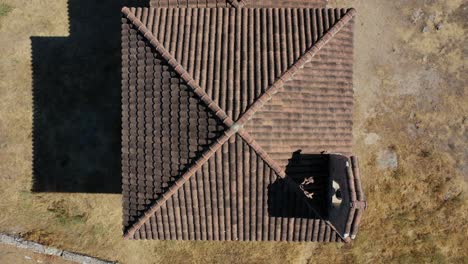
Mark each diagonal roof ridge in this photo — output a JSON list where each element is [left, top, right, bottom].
[[123, 125, 287, 239], [123, 7, 283, 237], [121, 7, 234, 128], [228, 0, 245, 8], [123, 124, 240, 239], [235, 9, 355, 240], [122, 6, 289, 196], [122, 6, 286, 225], [236, 133, 345, 241], [283, 175, 347, 242], [235, 8, 357, 126], [122, 7, 237, 238], [238, 133, 347, 242], [121, 7, 355, 240], [238, 130, 286, 177]]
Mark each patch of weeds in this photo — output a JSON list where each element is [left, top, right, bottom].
[[419, 149, 432, 157], [391, 166, 406, 179], [395, 250, 446, 264], [367, 152, 377, 168], [47, 200, 87, 225], [22, 229, 54, 246], [424, 248, 447, 264], [440, 191, 464, 211], [0, 3, 13, 18]]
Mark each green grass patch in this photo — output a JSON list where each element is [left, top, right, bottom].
[[47, 200, 88, 226], [0, 3, 13, 18]]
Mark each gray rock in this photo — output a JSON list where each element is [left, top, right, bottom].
[[378, 149, 398, 169], [62, 251, 114, 264], [364, 133, 380, 145], [407, 123, 418, 138], [43, 247, 63, 256], [436, 23, 443, 30], [422, 26, 429, 33], [0, 233, 114, 263], [16, 240, 46, 254], [0, 233, 17, 245]]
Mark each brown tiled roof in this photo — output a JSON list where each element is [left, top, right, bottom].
[[121, 6, 365, 241], [149, 0, 327, 8]]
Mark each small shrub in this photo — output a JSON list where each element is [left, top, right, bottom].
[[22, 230, 54, 246]]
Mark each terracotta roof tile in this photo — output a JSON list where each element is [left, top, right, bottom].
[[122, 16, 228, 226], [150, 0, 327, 8], [244, 17, 355, 167], [121, 6, 366, 241], [133, 135, 340, 241]]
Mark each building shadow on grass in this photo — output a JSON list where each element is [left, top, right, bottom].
[[31, 0, 148, 193]]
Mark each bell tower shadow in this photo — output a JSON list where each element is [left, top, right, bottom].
[[267, 151, 330, 219]]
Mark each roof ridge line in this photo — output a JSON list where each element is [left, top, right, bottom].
[[228, 0, 240, 8], [121, 7, 239, 239], [228, 134, 338, 240], [227, 0, 246, 8], [122, 7, 287, 174], [238, 0, 247, 8], [237, 130, 286, 177], [123, 125, 239, 239], [282, 175, 346, 242], [121, 6, 234, 128], [121, 7, 356, 240], [235, 8, 356, 126], [342, 156, 367, 242], [348, 156, 366, 240], [351, 156, 365, 202]]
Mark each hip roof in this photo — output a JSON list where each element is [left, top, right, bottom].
[[121, 6, 364, 241]]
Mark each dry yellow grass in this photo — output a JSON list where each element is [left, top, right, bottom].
[[0, 0, 467, 263]]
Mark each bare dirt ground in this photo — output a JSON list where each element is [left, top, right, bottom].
[[0, 0, 466, 263]]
